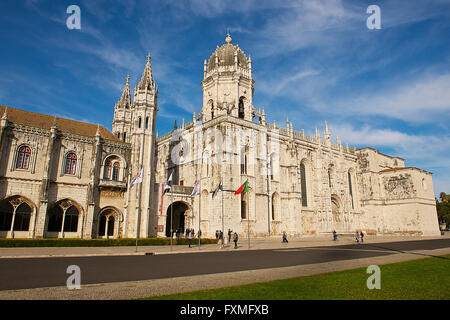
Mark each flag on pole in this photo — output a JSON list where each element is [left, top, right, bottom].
[[191, 177, 201, 197], [164, 172, 173, 194], [234, 180, 248, 196], [212, 180, 223, 199], [130, 166, 143, 188]]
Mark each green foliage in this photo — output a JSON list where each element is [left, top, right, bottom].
[[144, 255, 450, 300], [437, 200, 450, 224], [0, 238, 217, 247]]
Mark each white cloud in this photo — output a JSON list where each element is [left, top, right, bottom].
[[323, 73, 450, 124]]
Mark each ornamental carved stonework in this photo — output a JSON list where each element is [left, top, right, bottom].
[[383, 174, 416, 200], [357, 153, 369, 171], [100, 190, 124, 198]]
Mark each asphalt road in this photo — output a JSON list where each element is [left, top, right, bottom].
[[0, 239, 449, 291]]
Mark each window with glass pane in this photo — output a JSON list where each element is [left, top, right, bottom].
[[65, 153, 77, 175]]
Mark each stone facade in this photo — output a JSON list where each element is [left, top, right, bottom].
[[0, 35, 440, 239]]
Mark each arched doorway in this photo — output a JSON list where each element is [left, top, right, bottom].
[[97, 208, 120, 238], [0, 196, 34, 237], [331, 195, 344, 231], [46, 199, 81, 238], [165, 201, 190, 237]]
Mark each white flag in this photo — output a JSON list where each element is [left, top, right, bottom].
[[130, 167, 143, 188], [191, 177, 200, 197], [164, 172, 173, 194]]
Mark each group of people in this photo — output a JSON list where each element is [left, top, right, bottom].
[[215, 229, 239, 248], [331, 230, 365, 242]]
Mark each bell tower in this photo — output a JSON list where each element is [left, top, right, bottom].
[[201, 34, 254, 122], [127, 53, 159, 238], [112, 76, 132, 143]]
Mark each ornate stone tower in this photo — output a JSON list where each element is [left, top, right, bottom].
[[112, 76, 133, 143], [201, 34, 255, 122], [126, 54, 159, 238]]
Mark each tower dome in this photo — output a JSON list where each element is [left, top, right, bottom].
[[207, 34, 249, 72]]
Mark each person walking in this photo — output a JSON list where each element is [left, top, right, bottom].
[[355, 231, 360, 243], [333, 230, 338, 241], [188, 229, 192, 248], [360, 231, 364, 243], [218, 230, 224, 248], [282, 231, 288, 243], [215, 230, 219, 240], [228, 229, 232, 244], [233, 232, 239, 249]]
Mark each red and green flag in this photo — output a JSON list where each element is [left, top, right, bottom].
[[234, 180, 248, 196]]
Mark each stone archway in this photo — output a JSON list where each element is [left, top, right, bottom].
[[331, 195, 344, 231], [96, 207, 121, 239], [165, 201, 190, 237]]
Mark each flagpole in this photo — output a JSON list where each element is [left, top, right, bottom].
[[247, 181, 250, 250], [198, 178, 201, 250], [221, 180, 224, 248], [170, 190, 173, 252]]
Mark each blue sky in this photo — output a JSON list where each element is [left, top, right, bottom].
[[0, 0, 449, 196]]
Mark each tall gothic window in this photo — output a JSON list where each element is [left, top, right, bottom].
[[112, 162, 120, 181], [16, 145, 31, 170], [64, 153, 77, 175], [348, 171, 354, 209], [241, 151, 248, 175], [238, 97, 245, 119], [138, 117, 142, 128], [123, 132, 126, 142], [104, 160, 112, 179], [145, 117, 149, 129], [328, 168, 332, 188], [300, 162, 308, 207]]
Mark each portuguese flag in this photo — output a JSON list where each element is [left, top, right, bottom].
[[234, 180, 248, 196]]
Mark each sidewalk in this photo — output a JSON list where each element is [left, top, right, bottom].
[[1, 234, 448, 259]]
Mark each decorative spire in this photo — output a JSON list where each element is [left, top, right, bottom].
[[96, 124, 101, 137], [325, 120, 329, 134], [117, 75, 132, 109], [225, 33, 232, 44], [1, 107, 8, 120], [138, 53, 155, 91]]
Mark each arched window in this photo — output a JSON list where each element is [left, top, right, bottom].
[[107, 216, 115, 236], [65, 153, 77, 175], [300, 162, 308, 207], [13, 202, 31, 231], [63, 206, 79, 232], [145, 117, 149, 129], [241, 150, 248, 175], [348, 171, 354, 209], [123, 132, 126, 142], [138, 117, 142, 128], [328, 168, 332, 188], [98, 215, 106, 237], [238, 97, 245, 119], [47, 202, 79, 233], [104, 160, 112, 179], [112, 162, 120, 181], [16, 145, 31, 170]]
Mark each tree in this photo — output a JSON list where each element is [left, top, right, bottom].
[[440, 192, 447, 202]]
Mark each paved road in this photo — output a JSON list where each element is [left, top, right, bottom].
[[0, 238, 448, 291]]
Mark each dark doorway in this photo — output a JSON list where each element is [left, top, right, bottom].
[[165, 202, 189, 237]]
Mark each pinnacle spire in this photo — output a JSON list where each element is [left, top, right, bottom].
[[138, 53, 155, 91], [1, 107, 8, 120], [117, 75, 132, 109]]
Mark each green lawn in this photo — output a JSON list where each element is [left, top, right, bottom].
[[144, 254, 450, 300]]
